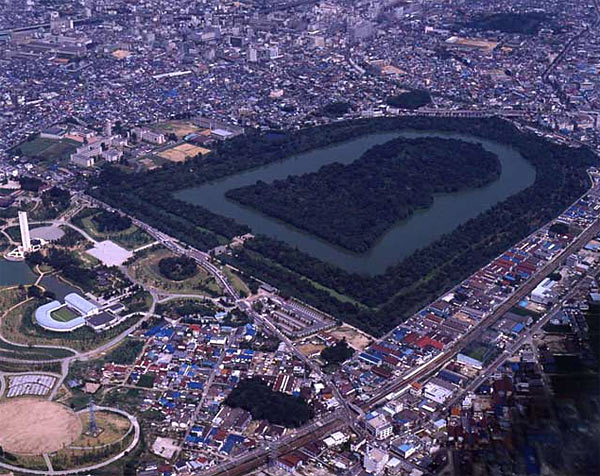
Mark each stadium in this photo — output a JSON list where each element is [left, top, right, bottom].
[[35, 292, 99, 332]]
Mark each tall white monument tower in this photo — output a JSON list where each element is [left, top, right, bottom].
[[18, 211, 31, 252]]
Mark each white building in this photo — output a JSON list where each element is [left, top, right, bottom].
[[132, 128, 166, 145], [71, 153, 95, 167], [423, 382, 453, 404], [364, 446, 389, 475], [531, 278, 557, 305], [101, 148, 122, 162], [366, 414, 394, 440], [64, 293, 99, 316]]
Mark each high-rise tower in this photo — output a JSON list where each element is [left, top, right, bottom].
[[18, 211, 31, 252]]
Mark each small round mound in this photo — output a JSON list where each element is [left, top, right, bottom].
[[0, 398, 82, 454], [158, 256, 198, 281]]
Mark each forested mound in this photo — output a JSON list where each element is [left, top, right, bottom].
[[226, 137, 500, 252]]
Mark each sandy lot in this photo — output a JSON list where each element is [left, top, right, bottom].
[[158, 143, 211, 162], [329, 325, 373, 350], [152, 436, 179, 459], [0, 398, 82, 454]]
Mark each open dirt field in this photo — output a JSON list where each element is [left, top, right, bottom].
[[298, 342, 326, 357], [158, 143, 211, 162], [0, 398, 82, 454], [157, 121, 201, 138], [329, 325, 373, 350], [112, 49, 131, 59]]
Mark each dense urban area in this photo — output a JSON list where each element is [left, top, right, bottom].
[[0, 1, 599, 476]]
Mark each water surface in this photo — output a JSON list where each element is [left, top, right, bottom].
[[0, 259, 36, 286], [176, 131, 536, 275]]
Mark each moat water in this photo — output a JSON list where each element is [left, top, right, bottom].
[[176, 131, 536, 275]]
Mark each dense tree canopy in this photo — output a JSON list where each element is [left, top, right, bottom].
[[41, 187, 70, 210], [321, 101, 352, 117], [464, 12, 549, 34], [158, 256, 198, 281], [18, 176, 43, 192], [226, 138, 500, 252], [321, 339, 354, 365], [42, 248, 97, 289], [93, 210, 132, 233], [386, 90, 432, 109], [548, 222, 570, 235], [225, 378, 313, 427]]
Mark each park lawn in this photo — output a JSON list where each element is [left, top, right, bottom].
[[51, 424, 135, 472], [16, 136, 79, 162], [77, 210, 154, 250], [4, 225, 22, 242], [122, 290, 153, 314], [129, 248, 222, 297], [51, 306, 80, 322], [0, 337, 74, 360], [0, 286, 27, 309], [0, 453, 47, 471], [223, 266, 250, 296], [0, 296, 75, 359], [72, 411, 131, 447]]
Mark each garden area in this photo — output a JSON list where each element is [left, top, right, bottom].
[[72, 208, 154, 250], [128, 248, 222, 297]]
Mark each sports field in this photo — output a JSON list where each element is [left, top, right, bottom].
[[157, 143, 211, 162], [51, 306, 80, 322], [156, 120, 202, 138], [0, 398, 82, 454], [15, 136, 79, 162]]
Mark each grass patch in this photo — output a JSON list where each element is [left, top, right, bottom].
[[0, 336, 75, 360], [1, 299, 145, 352], [129, 248, 222, 297], [72, 411, 132, 447], [223, 266, 250, 297], [14, 136, 79, 163], [73, 208, 154, 250], [137, 373, 155, 388], [51, 306, 80, 322]]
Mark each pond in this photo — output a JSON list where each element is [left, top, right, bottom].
[[0, 259, 36, 287]]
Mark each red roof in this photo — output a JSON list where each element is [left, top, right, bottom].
[[415, 336, 444, 351], [403, 332, 421, 345]]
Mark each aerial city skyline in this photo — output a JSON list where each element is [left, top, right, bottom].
[[0, 1, 598, 476]]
